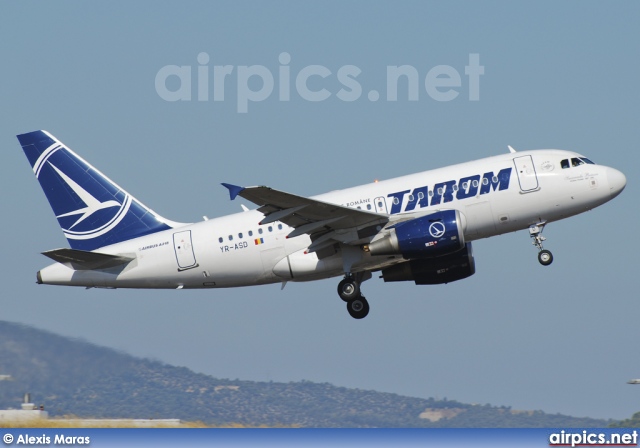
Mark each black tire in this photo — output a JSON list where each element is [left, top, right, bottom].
[[338, 278, 360, 302], [347, 296, 370, 319], [538, 249, 553, 266]]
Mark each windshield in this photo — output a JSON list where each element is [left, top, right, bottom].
[[561, 157, 596, 169]]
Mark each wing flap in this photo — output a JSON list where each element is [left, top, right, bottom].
[[42, 248, 135, 270], [259, 205, 307, 225], [286, 216, 345, 239]]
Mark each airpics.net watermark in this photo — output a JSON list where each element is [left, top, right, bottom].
[[155, 52, 484, 113]]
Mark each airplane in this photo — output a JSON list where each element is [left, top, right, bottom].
[[17, 130, 626, 319], [628, 379, 640, 385]]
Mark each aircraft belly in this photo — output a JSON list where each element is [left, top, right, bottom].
[[273, 249, 343, 281], [198, 246, 273, 287]]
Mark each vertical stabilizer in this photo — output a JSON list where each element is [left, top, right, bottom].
[[17, 130, 183, 251]]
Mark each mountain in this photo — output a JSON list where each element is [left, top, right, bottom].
[[0, 321, 611, 427]]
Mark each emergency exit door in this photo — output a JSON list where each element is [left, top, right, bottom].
[[173, 230, 198, 271]]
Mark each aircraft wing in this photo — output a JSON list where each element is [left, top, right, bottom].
[[222, 183, 388, 250]]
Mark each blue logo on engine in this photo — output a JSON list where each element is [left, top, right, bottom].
[[429, 221, 446, 238]]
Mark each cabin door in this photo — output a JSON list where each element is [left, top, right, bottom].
[[513, 155, 539, 192]]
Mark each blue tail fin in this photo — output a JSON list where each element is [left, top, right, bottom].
[[18, 130, 181, 251]]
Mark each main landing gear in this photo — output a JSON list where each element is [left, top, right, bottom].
[[529, 222, 553, 266], [338, 275, 370, 319]]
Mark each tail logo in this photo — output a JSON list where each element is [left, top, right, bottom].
[[50, 163, 120, 229], [35, 145, 132, 242]]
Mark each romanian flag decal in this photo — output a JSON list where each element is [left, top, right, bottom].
[[254, 238, 264, 245]]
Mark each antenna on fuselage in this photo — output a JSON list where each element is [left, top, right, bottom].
[[508, 145, 517, 153]]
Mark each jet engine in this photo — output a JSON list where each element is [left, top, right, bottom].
[[367, 210, 466, 259], [381, 243, 475, 285]]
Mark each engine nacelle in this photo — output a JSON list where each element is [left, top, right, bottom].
[[381, 242, 475, 285], [367, 210, 465, 259]]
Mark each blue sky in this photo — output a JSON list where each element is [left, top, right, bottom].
[[1, 1, 639, 420]]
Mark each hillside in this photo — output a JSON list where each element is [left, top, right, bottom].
[[0, 321, 611, 427]]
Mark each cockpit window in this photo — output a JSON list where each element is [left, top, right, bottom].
[[571, 157, 584, 167], [562, 157, 595, 169]]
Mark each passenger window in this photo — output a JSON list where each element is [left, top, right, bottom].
[[268, 226, 273, 232], [367, 204, 372, 210], [492, 176, 498, 183], [561, 159, 570, 169], [408, 194, 414, 202], [248, 230, 253, 237], [452, 185, 458, 192], [258, 228, 263, 235], [238, 232, 243, 239], [392, 197, 399, 205], [437, 188, 443, 195], [472, 180, 479, 188], [417, 192, 424, 199], [218, 237, 223, 243], [278, 224, 282, 230], [228, 235, 233, 241], [482, 178, 489, 186], [462, 182, 469, 190], [571, 157, 584, 167], [377, 201, 383, 208]]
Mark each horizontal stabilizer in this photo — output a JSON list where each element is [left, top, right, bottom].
[[42, 248, 134, 270]]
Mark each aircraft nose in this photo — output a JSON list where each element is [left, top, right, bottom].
[[607, 167, 627, 199]]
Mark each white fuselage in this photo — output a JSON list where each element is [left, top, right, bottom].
[[37, 149, 624, 289]]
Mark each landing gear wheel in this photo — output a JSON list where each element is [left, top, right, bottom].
[[338, 278, 360, 302], [538, 249, 553, 266], [530, 222, 554, 266], [346, 295, 369, 319]]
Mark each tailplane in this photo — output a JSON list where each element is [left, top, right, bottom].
[[18, 130, 183, 251]]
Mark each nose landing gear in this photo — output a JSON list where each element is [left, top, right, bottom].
[[530, 222, 553, 266], [338, 274, 370, 319], [538, 249, 553, 266]]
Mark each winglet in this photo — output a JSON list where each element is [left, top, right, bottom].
[[221, 183, 245, 200], [508, 145, 517, 153]]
